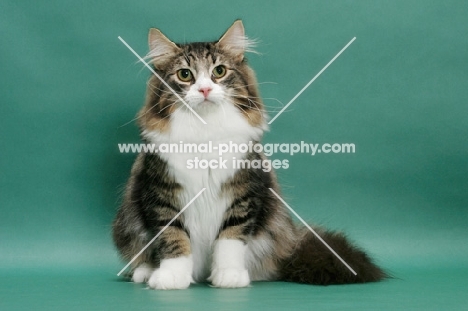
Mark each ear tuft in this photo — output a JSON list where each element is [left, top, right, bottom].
[[146, 28, 179, 66], [217, 20, 257, 61]]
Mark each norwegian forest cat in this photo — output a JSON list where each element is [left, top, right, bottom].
[[112, 20, 386, 289]]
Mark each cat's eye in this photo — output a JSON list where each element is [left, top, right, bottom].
[[177, 69, 193, 82], [212, 65, 227, 79]]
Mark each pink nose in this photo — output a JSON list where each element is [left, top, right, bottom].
[[199, 87, 212, 98]]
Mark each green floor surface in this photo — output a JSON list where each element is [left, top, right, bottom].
[[1, 266, 467, 310]]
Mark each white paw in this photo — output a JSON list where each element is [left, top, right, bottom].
[[148, 256, 193, 290], [132, 263, 154, 283], [209, 267, 250, 288], [209, 239, 250, 288]]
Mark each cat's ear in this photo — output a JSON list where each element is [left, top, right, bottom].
[[217, 20, 252, 61], [147, 28, 180, 66]]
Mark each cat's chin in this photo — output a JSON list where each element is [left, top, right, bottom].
[[191, 100, 219, 113]]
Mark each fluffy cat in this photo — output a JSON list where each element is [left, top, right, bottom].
[[112, 20, 386, 289]]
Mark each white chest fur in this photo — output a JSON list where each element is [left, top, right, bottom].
[[143, 103, 264, 281]]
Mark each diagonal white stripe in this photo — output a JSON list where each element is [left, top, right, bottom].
[[269, 188, 357, 275], [118, 36, 207, 125], [268, 37, 356, 124], [117, 188, 206, 276]]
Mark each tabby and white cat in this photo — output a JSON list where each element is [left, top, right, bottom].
[[113, 20, 386, 289]]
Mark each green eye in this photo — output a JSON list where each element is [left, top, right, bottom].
[[177, 69, 192, 82], [212, 65, 227, 78]]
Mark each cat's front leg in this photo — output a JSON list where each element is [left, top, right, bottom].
[[209, 238, 250, 288], [147, 227, 194, 290], [148, 255, 193, 290], [209, 200, 252, 288]]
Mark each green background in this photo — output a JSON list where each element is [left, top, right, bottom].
[[1, 0, 467, 309]]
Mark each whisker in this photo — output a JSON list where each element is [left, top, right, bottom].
[[228, 81, 278, 91], [148, 108, 175, 127], [157, 100, 179, 114], [231, 94, 285, 109], [220, 101, 228, 120], [234, 101, 285, 114], [147, 83, 174, 96], [119, 114, 140, 128], [231, 101, 253, 123], [119, 97, 179, 128], [118, 84, 177, 127], [235, 102, 265, 114]]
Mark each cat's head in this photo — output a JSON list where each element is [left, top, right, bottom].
[[138, 20, 266, 133]]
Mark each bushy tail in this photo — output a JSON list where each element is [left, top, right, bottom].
[[280, 228, 387, 285]]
